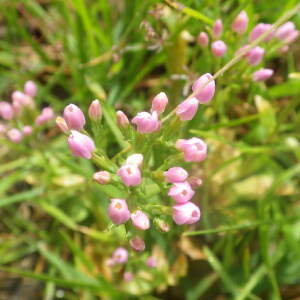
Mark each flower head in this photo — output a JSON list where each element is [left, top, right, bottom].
[[176, 137, 207, 162], [132, 111, 160, 134], [168, 181, 195, 203], [173, 202, 201, 225], [192, 74, 215, 104], [118, 164, 142, 187], [63, 104, 86, 131], [68, 130, 95, 159], [108, 198, 131, 225]]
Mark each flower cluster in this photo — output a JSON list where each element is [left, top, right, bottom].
[[0, 81, 54, 144]]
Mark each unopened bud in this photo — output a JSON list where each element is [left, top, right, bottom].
[[130, 236, 145, 252], [88, 99, 102, 121], [56, 117, 70, 134], [116, 110, 129, 129], [154, 218, 170, 233], [93, 171, 111, 184], [187, 177, 203, 189]]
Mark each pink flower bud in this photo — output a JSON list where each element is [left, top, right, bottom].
[[56, 117, 70, 134], [236, 45, 250, 57], [278, 45, 289, 54], [116, 110, 129, 129], [12, 91, 33, 108], [131, 210, 150, 230], [176, 137, 207, 162], [12, 91, 25, 104], [0, 124, 6, 134], [7, 128, 22, 143], [108, 198, 131, 225], [130, 236, 145, 252], [154, 218, 170, 233], [248, 23, 274, 42], [123, 271, 133, 282], [132, 111, 159, 134], [151, 92, 168, 115], [168, 181, 195, 203], [105, 258, 115, 267], [118, 164, 142, 187], [276, 22, 295, 40], [211, 40, 227, 57], [126, 153, 143, 168], [88, 99, 102, 121], [63, 104, 86, 131], [24, 81, 37, 97], [176, 98, 199, 121], [0, 102, 14, 120], [146, 257, 158, 268], [197, 32, 209, 47], [192, 73, 215, 104], [284, 30, 299, 44], [41, 107, 54, 122], [252, 68, 274, 82], [164, 167, 188, 183], [212, 19, 222, 39], [231, 10, 248, 34], [112, 247, 129, 264], [93, 171, 111, 184], [173, 202, 201, 225], [68, 130, 95, 159], [247, 46, 265, 66], [188, 177, 203, 189], [35, 114, 46, 126], [22, 125, 33, 136]]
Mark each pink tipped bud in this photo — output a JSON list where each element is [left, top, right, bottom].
[[108, 198, 131, 225], [105, 258, 115, 267], [164, 167, 188, 183], [173, 202, 201, 225], [132, 111, 160, 134], [63, 104, 85, 131], [24, 81, 37, 97], [112, 247, 129, 264], [123, 271, 133, 282], [247, 46, 265, 66], [211, 40, 227, 57], [130, 236, 145, 252], [126, 153, 143, 168], [146, 257, 158, 268], [276, 22, 295, 40], [212, 19, 223, 39], [88, 99, 102, 121], [12, 91, 33, 108], [131, 210, 150, 230], [249, 23, 274, 42], [7, 128, 22, 143], [116, 110, 129, 129], [118, 164, 142, 187], [41, 107, 54, 122], [252, 68, 274, 82], [35, 114, 46, 126], [154, 218, 170, 233], [151, 92, 168, 115], [192, 73, 215, 104], [22, 125, 33, 136], [197, 32, 209, 47], [0, 102, 14, 120], [278, 45, 289, 54], [231, 10, 248, 34], [176, 137, 207, 162], [168, 181, 195, 203], [68, 130, 95, 159], [56, 117, 70, 134], [93, 171, 111, 184], [176, 97, 199, 121], [284, 30, 299, 44], [0, 124, 6, 134], [188, 177, 203, 189]]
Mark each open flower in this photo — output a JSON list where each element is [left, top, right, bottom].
[[168, 181, 195, 203], [108, 199, 131, 225], [173, 202, 201, 225], [176, 137, 207, 162], [118, 164, 142, 186], [132, 111, 160, 134]]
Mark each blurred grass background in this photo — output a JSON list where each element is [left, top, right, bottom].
[[0, 0, 300, 299]]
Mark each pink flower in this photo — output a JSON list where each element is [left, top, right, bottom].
[[176, 137, 207, 162], [22, 125, 33, 136], [176, 98, 199, 121], [173, 202, 201, 225], [126, 154, 143, 168], [56, 117, 70, 134], [188, 177, 203, 189], [68, 130, 95, 159], [118, 164, 142, 187], [123, 272, 133, 282], [212, 19, 222, 39], [12, 91, 33, 108], [146, 257, 158, 268], [88, 99, 102, 121], [211, 40, 227, 57], [116, 111, 129, 129], [197, 32, 209, 47], [113, 247, 129, 264], [63, 104, 86, 131], [231, 10, 248, 34], [131, 210, 150, 230], [0, 102, 14, 120], [108, 198, 131, 225], [284, 30, 299, 44], [7, 128, 22, 143], [130, 236, 145, 252], [192, 73, 215, 104], [105, 258, 115, 267], [247, 46, 265, 66], [248, 23, 274, 42], [93, 171, 111, 184], [132, 111, 160, 134], [151, 92, 168, 115], [168, 181, 195, 203], [276, 22, 295, 40], [154, 218, 170, 233], [164, 167, 188, 183], [252, 68, 274, 82], [24, 81, 37, 97], [41, 107, 54, 121]]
